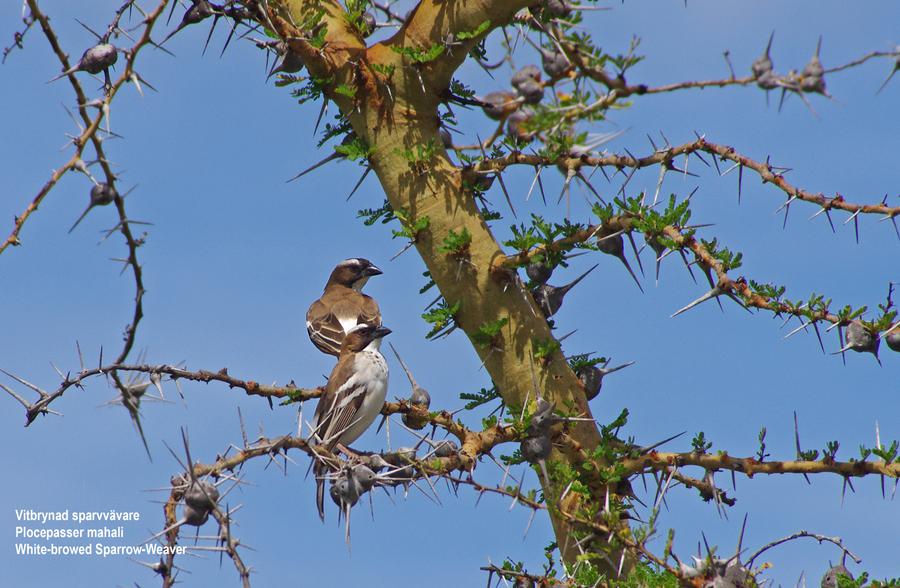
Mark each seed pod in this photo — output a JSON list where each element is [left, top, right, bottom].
[[530, 283, 559, 317], [383, 447, 416, 481], [183, 0, 214, 24], [526, 260, 553, 284], [541, 48, 569, 78], [182, 3, 211, 26], [433, 439, 459, 458], [160, 1, 214, 46], [398, 343, 432, 428], [527, 398, 557, 435], [511, 65, 541, 89], [521, 433, 552, 487], [751, 32, 774, 78], [543, 0, 572, 18], [800, 74, 826, 94], [526, 252, 586, 284], [756, 70, 778, 90], [351, 464, 377, 493], [597, 232, 623, 256], [184, 479, 219, 511], [514, 79, 544, 105], [69, 183, 119, 233], [801, 37, 826, 94], [269, 42, 304, 77], [597, 233, 643, 292], [576, 361, 634, 401], [50, 43, 118, 82], [472, 173, 495, 192], [845, 320, 880, 357], [80, 43, 118, 74], [520, 433, 552, 463], [330, 477, 360, 508], [329, 479, 344, 506], [360, 453, 391, 473], [506, 108, 535, 144], [803, 39, 825, 79], [439, 127, 454, 149], [722, 559, 753, 588], [116, 380, 148, 423], [224, 5, 252, 21], [360, 12, 376, 37], [821, 564, 853, 588], [530, 264, 598, 318], [388, 447, 417, 463], [410, 385, 431, 409], [577, 365, 603, 399], [481, 91, 518, 120], [885, 329, 900, 352], [402, 383, 432, 429], [91, 182, 118, 205], [182, 503, 210, 526]]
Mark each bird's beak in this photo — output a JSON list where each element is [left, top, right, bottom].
[[364, 264, 383, 277], [373, 326, 392, 339]]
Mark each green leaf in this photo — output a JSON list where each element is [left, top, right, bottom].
[[422, 299, 460, 339], [460, 386, 501, 410], [391, 43, 445, 64], [456, 20, 491, 41], [439, 227, 472, 255]]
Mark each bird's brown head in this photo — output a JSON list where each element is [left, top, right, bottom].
[[326, 258, 383, 290], [341, 323, 392, 353]]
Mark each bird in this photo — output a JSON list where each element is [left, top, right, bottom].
[[310, 323, 391, 520], [306, 258, 383, 356]]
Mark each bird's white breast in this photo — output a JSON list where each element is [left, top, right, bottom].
[[335, 313, 359, 336], [338, 350, 388, 445]]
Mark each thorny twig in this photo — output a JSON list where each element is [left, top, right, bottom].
[[10, 0, 170, 382]]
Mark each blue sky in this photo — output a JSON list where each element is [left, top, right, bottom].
[[1, 1, 898, 586]]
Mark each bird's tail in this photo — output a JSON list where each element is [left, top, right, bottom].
[[314, 460, 326, 522]]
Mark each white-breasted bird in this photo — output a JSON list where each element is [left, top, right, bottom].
[[306, 258, 383, 356], [310, 323, 391, 520]]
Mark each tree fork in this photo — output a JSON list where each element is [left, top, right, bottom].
[[268, 0, 630, 572]]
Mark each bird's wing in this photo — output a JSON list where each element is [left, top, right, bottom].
[[358, 294, 382, 327], [306, 291, 381, 356], [306, 298, 347, 356], [313, 358, 369, 448]]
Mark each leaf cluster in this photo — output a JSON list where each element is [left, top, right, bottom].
[[421, 299, 460, 339]]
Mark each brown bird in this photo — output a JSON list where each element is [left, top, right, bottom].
[[311, 323, 391, 520], [306, 258, 383, 356]]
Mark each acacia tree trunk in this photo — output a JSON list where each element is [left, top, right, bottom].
[[272, 0, 619, 570]]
